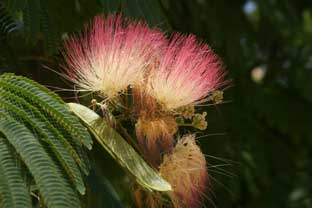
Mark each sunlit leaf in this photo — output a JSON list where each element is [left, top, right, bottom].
[[68, 102, 172, 192]]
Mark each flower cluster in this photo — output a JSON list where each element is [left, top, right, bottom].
[[147, 34, 225, 111], [63, 14, 225, 108], [63, 15, 164, 99], [63, 14, 227, 208]]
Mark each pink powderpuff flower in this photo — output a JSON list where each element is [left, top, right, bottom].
[[147, 34, 227, 111], [62, 14, 165, 99]]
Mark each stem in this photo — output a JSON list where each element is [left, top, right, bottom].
[[177, 123, 194, 127]]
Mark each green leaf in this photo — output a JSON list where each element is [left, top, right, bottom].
[[68, 102, 172, 192], [0, 137, 32, 208], [0, 118, 81, 208], [0, 73, 93, 207], [0, 73, 93, 150], [0, 89, 86, 195]]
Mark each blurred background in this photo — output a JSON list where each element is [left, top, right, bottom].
[[1, 0, 312, 207]]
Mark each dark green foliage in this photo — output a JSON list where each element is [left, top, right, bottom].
[[0, 3, 20, 40], [0, 136, 31, 208], [0, 119, 81, 207], [0, 74, 93, 149], [98, 0, 169, 28], [0, 3, 21, 72], [4, 0, 58, 53], [0, 73, 92, 207]]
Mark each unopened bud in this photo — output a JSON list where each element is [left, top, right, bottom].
[[176, 105, 195, 119], [192, 112, 208, 130], [212, 90, 223, 104]]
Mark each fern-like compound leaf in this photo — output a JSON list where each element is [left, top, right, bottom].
[[0, 136, 32, 208], [0, 119, 81, 208], [0, 73, 93, 207], [0, 91, 86, 194], [0, 73, 93, 150]]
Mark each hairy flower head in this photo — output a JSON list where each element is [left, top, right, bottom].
[[63, 14, 164, 98], [159, 134, 209, 208], [147, 34, 226, 111], [135, 116, 177, 166]]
